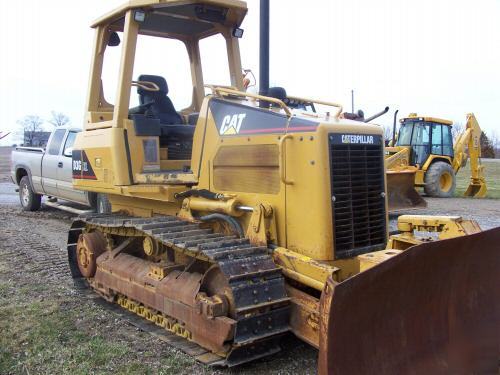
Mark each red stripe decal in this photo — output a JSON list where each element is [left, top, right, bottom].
[[239, 125, 317, 134], [72, 175, 97, 180]]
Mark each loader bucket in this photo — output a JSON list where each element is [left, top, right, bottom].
[[386, 169, 426, 211], [318, 227, 500, 375], [464, 180, 487, 198]]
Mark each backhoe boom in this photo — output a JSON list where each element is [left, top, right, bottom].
[[455, 113, 487, 197]]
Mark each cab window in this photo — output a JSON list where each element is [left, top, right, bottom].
[[101, 32, 123, 106], [431, 124, 443, 154], [63, 131, 78, 157], [411, 123, 430, 165], [199, 33, 231, 91], [442, 125, 453, 156], [396, 123, 413, 145], [131, 35, 192, 110], [47, 129, 66, 155]]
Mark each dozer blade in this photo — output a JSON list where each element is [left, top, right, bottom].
[[318, 227, 500, 375], [386, 169, 427, 211]]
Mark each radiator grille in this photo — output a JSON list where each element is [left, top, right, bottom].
[[329, 134, 386, 259]]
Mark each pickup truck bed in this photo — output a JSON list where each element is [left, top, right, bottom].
[[11, 126, 109, 213]]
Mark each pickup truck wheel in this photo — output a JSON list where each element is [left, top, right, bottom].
[[19, 176, 42, 211], [96, 194, 111, 214]]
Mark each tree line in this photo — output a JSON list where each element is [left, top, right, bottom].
[[16, 111, 70, 146]]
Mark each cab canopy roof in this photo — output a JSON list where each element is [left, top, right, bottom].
[[401, 113, 453, 126], [92, 0, 247, 38]]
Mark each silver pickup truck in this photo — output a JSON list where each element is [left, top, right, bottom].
[[10, 126, 110, 213]]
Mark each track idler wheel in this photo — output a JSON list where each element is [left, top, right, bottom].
[[76, 231, 107, 277]]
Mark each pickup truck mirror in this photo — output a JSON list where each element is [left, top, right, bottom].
[[63, 147, 73, 157]]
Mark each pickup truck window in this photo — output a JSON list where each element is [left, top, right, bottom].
[[63, 132, 77, 157], [48, 129, 66, 155]]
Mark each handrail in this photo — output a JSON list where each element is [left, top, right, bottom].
[[210, 87, 292, 117], [279, 134, 294, 185], [131, 80, 160, 92], [286, 95, 343, 119]]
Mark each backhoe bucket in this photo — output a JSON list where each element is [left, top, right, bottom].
[[464, 180, 487, 198], [386, 169, 426, 211], [318, 227, 500, 375]]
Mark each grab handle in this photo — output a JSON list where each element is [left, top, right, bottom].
[[279, 134, 294, 185]]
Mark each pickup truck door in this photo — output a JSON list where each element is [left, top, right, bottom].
[[56, 130, 88, 204], [41, 129, 66, 196]]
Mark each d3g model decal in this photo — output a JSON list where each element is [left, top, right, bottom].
[[72, 149, 97, 180], [209, 98, 318, 135]]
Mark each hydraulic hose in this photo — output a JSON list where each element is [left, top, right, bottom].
[[199, 213, 244, 238], [175, 189, 224, 201]]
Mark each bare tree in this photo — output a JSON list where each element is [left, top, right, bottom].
[[17, 115, 44, 146], [48, 111, 70, 127], [451, 121, 464, 143]]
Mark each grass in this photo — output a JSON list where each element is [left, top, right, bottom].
[[454, 159, 500, 198], [0, 280, 194, 375]]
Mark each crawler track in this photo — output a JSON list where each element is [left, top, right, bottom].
[[67, 213, 290, 367]]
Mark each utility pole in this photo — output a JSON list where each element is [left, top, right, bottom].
[[259, 0, 270, 108], [351, 89, 354, 113]]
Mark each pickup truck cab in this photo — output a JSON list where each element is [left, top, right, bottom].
[[11, 126, 110, 212]]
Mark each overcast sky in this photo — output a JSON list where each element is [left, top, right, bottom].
[[1, 0, 499, 145]]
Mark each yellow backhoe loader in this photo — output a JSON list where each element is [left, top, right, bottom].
[[67, 1, 499, 373], [386, 113, 487, 200]]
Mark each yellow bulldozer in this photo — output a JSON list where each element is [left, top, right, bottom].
[[386, 113, 487, 207], [67, 0, 499, 373]]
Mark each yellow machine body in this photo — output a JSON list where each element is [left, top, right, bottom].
[[68, 1, 500, 372]]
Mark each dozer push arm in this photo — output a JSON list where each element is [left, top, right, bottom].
[[453, 113, 487, 197], [387, 214, 482, 250]]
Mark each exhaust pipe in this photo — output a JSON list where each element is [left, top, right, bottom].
[[364, 106, 389, 123], [392, 109, 399, 145], [259, 0, 270, 108]]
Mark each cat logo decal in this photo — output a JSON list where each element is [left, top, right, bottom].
[[219, 113, 246, 135]]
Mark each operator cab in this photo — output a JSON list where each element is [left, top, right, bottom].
[[84, 0, 247, 177], [395, 114, 454, 166]]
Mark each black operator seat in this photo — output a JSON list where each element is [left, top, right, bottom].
[[137, 74, 183, 125], [137, 74, 195, 138], [267, 86, 310, 111], [133, 74, 195, 160]]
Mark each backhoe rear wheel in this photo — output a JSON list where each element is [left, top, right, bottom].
[[424, 161, 456, 197]]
